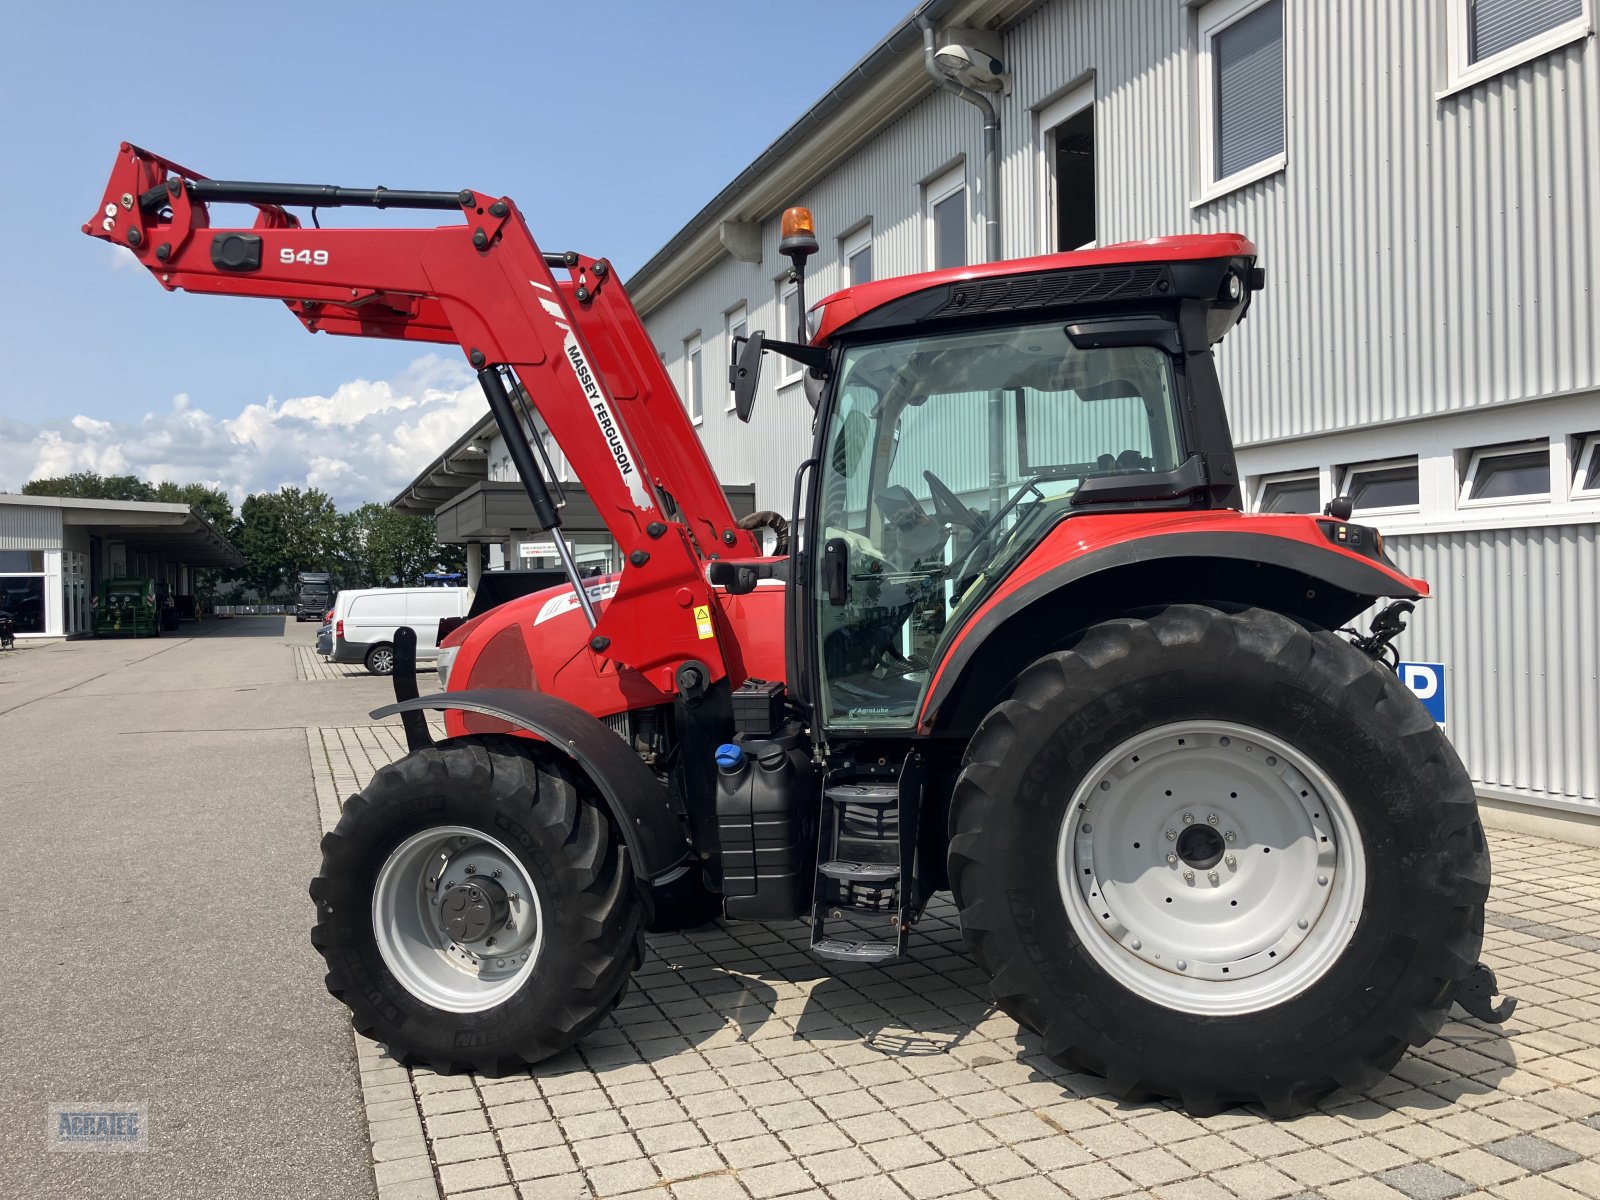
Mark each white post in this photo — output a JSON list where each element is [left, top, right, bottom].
[[466, 542, 482, 593]]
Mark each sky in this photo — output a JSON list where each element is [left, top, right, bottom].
[[0, 1, 908, 508]]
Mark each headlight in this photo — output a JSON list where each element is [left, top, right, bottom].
[[436, 645, 459, 690]]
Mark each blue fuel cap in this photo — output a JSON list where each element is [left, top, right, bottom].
[[715, 743, 745, 771]]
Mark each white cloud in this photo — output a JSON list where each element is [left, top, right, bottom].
[[0, 354, 485, 510]]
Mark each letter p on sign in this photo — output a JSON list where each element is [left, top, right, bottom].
[[1397, 661, 1446, 725]]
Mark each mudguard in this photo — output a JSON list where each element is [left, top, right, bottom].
[[370, 687, 694, 882], [922, 528, 1425, 728]]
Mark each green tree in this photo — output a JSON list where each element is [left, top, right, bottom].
[[238, 486, 341, 598], [23, 471, 155, 501], [340, 503, 451, 587], [151, 481, 238, 538]]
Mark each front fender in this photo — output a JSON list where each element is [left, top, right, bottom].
[[370, 687, 692, 882]]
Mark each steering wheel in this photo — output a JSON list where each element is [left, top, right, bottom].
[[923, 470, 983, 533]]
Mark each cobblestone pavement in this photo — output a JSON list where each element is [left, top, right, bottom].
[[294, 644, 441, 682], [314, 725, 1600, 1200]]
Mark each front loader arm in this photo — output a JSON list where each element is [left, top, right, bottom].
[[86, 143, 756, 689]]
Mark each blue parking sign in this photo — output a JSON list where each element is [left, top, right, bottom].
[[1397, 661, 1446, 725]]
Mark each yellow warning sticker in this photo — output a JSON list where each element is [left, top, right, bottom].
[[693, 605, 715, 640]]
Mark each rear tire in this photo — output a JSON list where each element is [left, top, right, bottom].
[[948, 604, 1487, 1115], [365, 643, 395, 675], [310, 736, 643, 1073]]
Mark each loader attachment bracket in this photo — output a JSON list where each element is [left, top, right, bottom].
[[1448, 962, 1517, 1025]]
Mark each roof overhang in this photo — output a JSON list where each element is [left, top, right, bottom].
[[3, 495, 244, 568], [391, 413, 496, 516], [626, 0, 1039, 316]]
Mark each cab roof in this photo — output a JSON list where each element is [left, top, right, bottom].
[[810, 232, 1257, 344]]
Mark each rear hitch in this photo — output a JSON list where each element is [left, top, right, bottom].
[[1448, 962, 1517, 1025], [1343, 600, 1414, 670]]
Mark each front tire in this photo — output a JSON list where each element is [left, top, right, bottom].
[[949, 604, 1487, 1115], [310, 736, 643, 1073]]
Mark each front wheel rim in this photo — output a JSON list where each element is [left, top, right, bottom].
[[372, 825, 544, 1013], [1056, 720, 1365, 1016]]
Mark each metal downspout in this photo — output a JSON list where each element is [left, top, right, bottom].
[[919, 14, 1006, 512]]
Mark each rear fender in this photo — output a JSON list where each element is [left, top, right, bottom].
[[922, 531, 1424, 735], [370, 687, 693, 882]]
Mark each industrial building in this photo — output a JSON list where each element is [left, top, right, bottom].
[[0, 494, 242, 638], [400, 0, 1598, 832]]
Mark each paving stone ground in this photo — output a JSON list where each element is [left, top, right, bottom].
[[293, 644, 440, 682], [313, 724, 1600, 1200]]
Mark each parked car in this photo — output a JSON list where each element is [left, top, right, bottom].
[[314, 621, 332, 658], [328, 587, 470, 675]]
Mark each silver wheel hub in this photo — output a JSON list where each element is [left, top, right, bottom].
[[1057, 721, 1364, 1016], [372, 825, 543, 1013]]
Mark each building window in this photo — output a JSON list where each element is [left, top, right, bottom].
[[926, 163, 967, 270], [1039, 81, 1096, 251], [842, 224, 873, 287], [1340, 458, 1420, 514], [1254, 471, 1321, 514], [684, 333, 703, 424], [1460, 440, 1551, 505], [776, 278, 802, 384], [1195, 0, 1285, 203], [0, 549, 47, 635], [1445, 0, 1591, 93], [724, 303, 747, 412], [1574, 433, 1600, 498]]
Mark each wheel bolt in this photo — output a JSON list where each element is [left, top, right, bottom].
[[1167, 853, 1178, 864], [1224, 854, 1236, 869], [1131, 939, 1142, 950], [1183, 870, 1195, 884], [1225, 831, 1236, 843], [1166, 830, 1177, 841], [505, 920, 516, 931], [1207, 813, 1219, 825], [485, 937, 496, 946], [1182, 813, 1195, 824], [492, 869, 502, 878], [1207, 871, 1219, 885], [466, 864, 476, 873], [1176, 960, 1188, 971]]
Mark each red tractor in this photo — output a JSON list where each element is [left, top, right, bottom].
[[88, 145, 1507, 1115]]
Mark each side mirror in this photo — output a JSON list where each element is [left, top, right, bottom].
[[730, 331, 764, 423], [822, 537, 849, 606]]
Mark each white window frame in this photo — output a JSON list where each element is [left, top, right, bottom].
[[1037, 79, 1096, 253], [1441, 0, 1594, 98], [1458, 440, 1553, 508], [1193, 0, 1287, 206], [683, 332, 703, 425], [841, 222, 873, 288], [925, 162, 968, 271], [1339, 457, 1422, 517], [776, 277, 801, 386], [723, 303, 747, 412], [1251, 470, 1322, 514], [1571, 433, 1600, 499]]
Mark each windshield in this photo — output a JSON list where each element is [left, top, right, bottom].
[[815, 319, 1182, 728]]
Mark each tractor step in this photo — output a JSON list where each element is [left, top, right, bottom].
[[812, 937, 900, 962], [824, 782, 898, 807], [818, 860, 900, 882], [810, 755, 925, 965]]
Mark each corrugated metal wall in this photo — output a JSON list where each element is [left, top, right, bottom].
[[0, 504, 63, 550], [636, 0, 1598, 812], [1387, 526, 1600, 808]]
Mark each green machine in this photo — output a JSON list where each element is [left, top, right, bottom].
[[94, 578, 160, 637]]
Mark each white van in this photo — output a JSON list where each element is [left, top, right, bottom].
[[329, 587, 471, 675]]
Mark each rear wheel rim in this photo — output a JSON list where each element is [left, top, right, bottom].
[[372, 825, 544, 1013], [1056, 720, 1364, 1016], [369, 648, 394, 674]]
